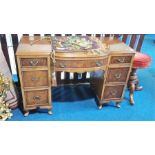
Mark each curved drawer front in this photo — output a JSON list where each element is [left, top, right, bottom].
[[25, 89, 49, 108], [103, 85, 124, 100], [55, 58, 108, 69], [106, 67, 130, 83], [86, 58, 108, 68], [22, 70, 48, 87], [21, 58, 47, 67], [110, 56, 132, 64]]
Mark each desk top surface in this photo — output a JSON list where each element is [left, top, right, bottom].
[[16, 36, 135, 57]]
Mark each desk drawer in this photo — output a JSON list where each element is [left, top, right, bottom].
[[103, 85, 124, 100], [55, 58, 108, 68], [110, 56, 132, 64], [22, 70, 48, 87], [86, 58, 108, 68], [25, 89, 49, 107], [21, 58, 47, 67], [106, 67, 130, 83]]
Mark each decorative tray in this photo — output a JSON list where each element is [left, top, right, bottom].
[[52, 36, 103, 52]]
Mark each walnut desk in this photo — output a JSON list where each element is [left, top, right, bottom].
[[16, 36, 135, 116]]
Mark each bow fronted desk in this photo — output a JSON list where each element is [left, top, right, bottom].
[[16, 36, 135, 116]]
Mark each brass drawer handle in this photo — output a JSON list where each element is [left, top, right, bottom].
[[114, 73, 121, 79], [60, 63, 66, 68], [30, 60, 39, 66], [117, 57, 125, 63], [33, 96, 40, 100], [110, 90, 117, 96], [96, 61, 102, 67], [31, 77, 40, 81]]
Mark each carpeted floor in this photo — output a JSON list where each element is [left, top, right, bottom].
[[10, 34, 155, 121]]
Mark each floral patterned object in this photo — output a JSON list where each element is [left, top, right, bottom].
[[52, 36, 102, 51], [0, 73, 13, 121]]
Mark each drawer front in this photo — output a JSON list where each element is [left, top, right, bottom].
[[106, 67, 130, 83], [55, 58, 108, 68], [86, 58, 108, 68], [21, 58, 47, 67], [25, 89, 49, 107], [56, 60, 85, 68], [22, 70, 48, 87], [103, 85, 124, 100], [110, 56, 132, 64]]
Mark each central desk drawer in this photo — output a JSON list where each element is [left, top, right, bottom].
[[55, 58, 108, 68], [22, 70, 48, 87], [106, 67, 130, 83], [21, 58, 47, 67], [24, 89, 49, 107]]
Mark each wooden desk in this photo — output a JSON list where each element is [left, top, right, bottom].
[[16, 36, 135, 116]]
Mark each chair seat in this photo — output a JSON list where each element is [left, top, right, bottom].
[[133, 52, 152, 68]]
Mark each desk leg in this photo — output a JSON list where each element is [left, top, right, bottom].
[[116, 102, 121, 108], [129, 83, 135, 105], [24, 111, 29, 117], [98, 101, 103, 110], [48, 109, 53, 115], [98, 105, 103, 110]]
